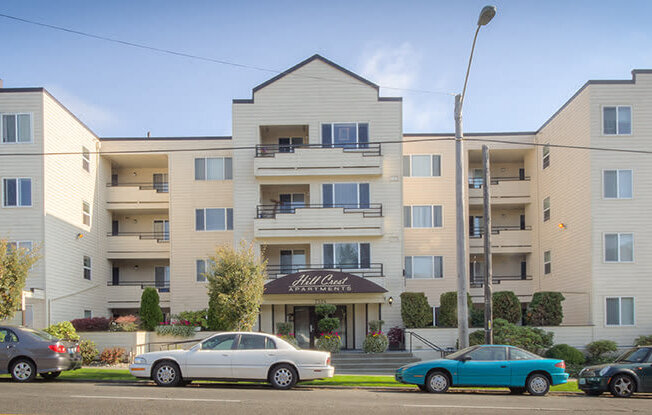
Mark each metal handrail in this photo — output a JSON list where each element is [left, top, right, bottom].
[[256, 203, 383, 219], [255, 142, 381, 157], [469, 225, 532, 237], [106, 232, 170, 241], [468, 176, 530, 188], [469, 275, 533, 286], [266, 263, 384, 279], [107, 280, 170, 288], [405, 330, 452, 358], [106, 182, 169, 192]]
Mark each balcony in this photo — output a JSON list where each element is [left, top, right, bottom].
[[107, 282, 170, 309], [468, 177, 530, 206], [107, 233, 170, 259], [254, 143, 382, 177], [254, 204, 383, 238], [469, 226, 532, 254], [266, 264, 384, 279], [106, 182, 169, 211], [469, 274, 532, 288]]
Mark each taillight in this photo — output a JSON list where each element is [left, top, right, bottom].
[[48, 344, 67, 353], [76, 345, 80, 353], [555, 361, 566, 369]]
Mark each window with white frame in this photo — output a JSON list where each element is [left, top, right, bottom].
[[82, 201, 91, 226], [604, 233, 633, 262], [195, 208, 233, 231], [321, 123, 369, 148], [196, 259, 215, 282], [3, 178, 31, 207], [82, 147, 90, 172], [322, 183, 369, 208], [405, 256, 443, 279], [544, 250, 551, 274], [606, 297, 634, 326], [84, 310, 92, 319], [194, 157, 233, 180], [604, 170, 633, 199], [7, 241, 33, 252], [1, 113, 32, 143], [603, 106, 632, 135], [404, 205, 443, 228], [323, 243, 370, 269], [83, 256, 92, 280], [403, 155, 441, 177], [542, 146, 550, 169], [543, 197, 550, 222]]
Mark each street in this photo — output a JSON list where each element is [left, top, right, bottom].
[[0, 380, 650, 414]]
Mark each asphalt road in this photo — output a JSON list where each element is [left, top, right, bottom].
[[0, 380, 651, 415]]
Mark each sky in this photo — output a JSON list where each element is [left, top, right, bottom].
[[1, 0, 651, 137]]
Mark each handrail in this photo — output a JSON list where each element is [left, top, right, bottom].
[[470, 275, 533, 286], [255, 142, 381, 157], [469, 225, 532, 237], [266, 263, 384, 279], [106, 232, 170, 241], [257, 203, 383, 219], [468, 176, 530, 188], [106, 182, 169, 192], [405, 330, 453, 358]]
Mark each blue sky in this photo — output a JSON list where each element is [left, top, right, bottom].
[[1, 0, 650, 137]]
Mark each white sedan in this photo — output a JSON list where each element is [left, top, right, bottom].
[[129, 332, 334, 389]]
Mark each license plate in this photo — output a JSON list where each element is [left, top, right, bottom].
[[579, 378, 586, 385]]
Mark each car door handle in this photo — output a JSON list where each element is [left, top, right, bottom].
[[500, 365, 507, 368]]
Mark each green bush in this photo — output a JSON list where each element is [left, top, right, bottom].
[[493, 291, 522, 324], [525, 292, 565, 326], [400, 292, 433, 328], [586, 340, 618, 360], [155, 323, 196, 337], [99, 347, 127, 365], [44, 321, 80, 341], [316, 332, 341, 353], [276, 322, 293, 336], [363, 332, 389, 354], [545, 344, 585, 365], [178, 309, 208, 330], [139, 287, 163, 331], [109, 315, 139, 332], [470, 307, 484, 328], [315, 304, 340, 334], [315, 304, 337, 317], [437, 292, 473, 328], [634, 334, 652, 347], [278, 334, 298, 347], [79, 340, 99, 365], [469, 318, 553, 354]]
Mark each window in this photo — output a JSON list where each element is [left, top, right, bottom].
[[543, 197, 550, 222], [606, 297, 634, 326], [83, 256, 92, 280], [202, 334, 236, 350], [82, 201, 91, 226], [84, 310, 92, 319], [7, 241, 33, 252], [544, 251, 551, 274], [509, 348, 539, 361], [196, 259, 215, 282], [237, 334, 266, 350], [322, 183, 369, 208], [265, 337, 277, 350], [1, 113, 32, 143], [604, 170, 633, 199], [323, 243, 370, 269], [195, 208, 233, 231], [403, 155, 441, 177], [155, 266, 170, 290], [3, 178, 31, 207], [194, 157, 233, 180], [321, 123, 369, 148], [404, 205, 443, 228], [604, 233, 633, 262], [405, 256, 443, 279], [542, 146, 550, 169], [0, 329, 18, 343], [603, 106, 632, 135], [467, 346, 507, 361], [82, 147, 90, 172]]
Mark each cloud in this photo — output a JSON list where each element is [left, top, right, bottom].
[[45, 85, 117, 132]]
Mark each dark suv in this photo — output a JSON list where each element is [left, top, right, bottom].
[[578, 346, 652, 397]]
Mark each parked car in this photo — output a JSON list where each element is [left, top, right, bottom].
[[129, 332, 334, 389], [578, 346, 652, 398], [395, 344, 569, 396], [0, 325, 82, 382]]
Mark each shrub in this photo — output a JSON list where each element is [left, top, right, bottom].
[[469, 318, 553, 354], [493, 291, 522, 324], [155, 322, 197, 337], [178, 309, 208, 330], [44, 321, 80, 341], [387, 327, 404, 348], [363, 331, 389, 354], [79, 340, 99, 364], [586, 340, 618, 360], [400, 292, 433, 328], [109, 315, 139, 332], [99, 347, 127, 365], [545, 344, 585, 365], [470, 306, 484, 328], [278, 334, 298, 347], [634, 334, 652, 347], [315, 304, 340, 334], [139, 287, 163, 331], [70, 317, 111, 332], [525, 292, 565, 326], [316, 332, 341, 353], [276, 322, 293, 336], [437, 292, 473, 328], [315, 304, 337, 317]]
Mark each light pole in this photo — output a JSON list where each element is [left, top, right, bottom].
[[455, 5, 496, 349]]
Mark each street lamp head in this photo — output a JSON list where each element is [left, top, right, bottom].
[[477, 5, 497, 26]]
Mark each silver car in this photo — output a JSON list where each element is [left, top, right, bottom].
[[0, 325, 82, 382]]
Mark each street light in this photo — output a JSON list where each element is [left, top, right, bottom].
[[455, 5, 496, 349]]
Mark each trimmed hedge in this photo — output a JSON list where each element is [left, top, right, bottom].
[[437, 292, 473, 328], [493, 291, 522, 324], [139, 287, 163, 331], [525, 292, 565, 326], [634, 334, 652, 347], [70, 317, 111, 332], [469, 318, 553, 354], [400, 292, 433, 328], [586, 340, 618, 360], [545, 344, 585, 365]]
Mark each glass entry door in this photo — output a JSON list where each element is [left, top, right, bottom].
[[293, 306, 316, 349]]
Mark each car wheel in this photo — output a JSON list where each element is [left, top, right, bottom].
[[417, 384, 428, 392], [153, 361, 181, 387], [40, 371, 62, 380], [583, 390, 603, 396], [269, 364, 298, 390], [425, 371, 450, 393], [526, 374, 550, 396], [509, 387, 526, 395], [180, 380, 192, 387], [10, 359, 36, 383], [609, 374, 635, 398]]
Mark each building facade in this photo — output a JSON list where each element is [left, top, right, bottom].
[[1, 56, 650, 346]]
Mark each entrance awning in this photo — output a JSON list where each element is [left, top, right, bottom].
[[264, 270, 387, 295]]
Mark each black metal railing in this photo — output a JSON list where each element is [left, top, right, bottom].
[[107, 280, 170, 292], [256, 203, 383, 219], [106, 182, 169, 193], [469, 225, 532, 237], [255, 142, 381, 157], [468, 176, 530, 188], [405, 330, 454, 358], [470, 274, 533, 287], [266, 263, 384, 279], [106, 231, 170, 242]]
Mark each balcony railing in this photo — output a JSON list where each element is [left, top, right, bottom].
[[257, 203, 383, 219], [469, 225, 532, 237], [266, 263, 384, 279], [107, 280, 170, 292], [107, 182, 169, 193], [468, 176, 530, 189], [255, 142, 381, 157], [107, 232, 170, 242], [470, 274, 532, 287]]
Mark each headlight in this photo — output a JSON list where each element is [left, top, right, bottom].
[[599, 366, 611, 376], [133, 357, 147, 364]]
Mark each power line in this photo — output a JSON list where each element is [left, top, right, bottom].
[[463, 137, 652, 155], [0, 12, 454, 97]]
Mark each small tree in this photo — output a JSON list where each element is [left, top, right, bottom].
[[437, 292, 473, 328], [139, 287, 163, 331], [493, 291, 522, 324], [525, 292, 565, 326], [0, 239, 40, 320], [206, 242, 267, 331], [400, 292, 433, 328]]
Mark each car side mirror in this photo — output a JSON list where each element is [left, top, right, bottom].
[[460, 356, 472, 362]]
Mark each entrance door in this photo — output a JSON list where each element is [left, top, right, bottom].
[[112, 220, 119, 236], [278, 137, 304, 153], [280, 250, 306, 274], [155, 266, 170, 292], [469, 216, 483, 237], [470, 169, 483, 188], [294, 306, 317, 349], [184, 333, 236, 378], [112, 267, 120, 286], [279, 193, 305, 213], [153, 173, 168, 192], [153, 220, 169, 241]]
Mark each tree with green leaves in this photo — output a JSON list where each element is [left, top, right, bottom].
[[206, 242, 267, 331], [0, 239, 40, 320], [139, 287, 163, 331]]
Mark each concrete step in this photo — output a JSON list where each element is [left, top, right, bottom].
[[330, 351, 420, 375], [332, 356, 420, 363]]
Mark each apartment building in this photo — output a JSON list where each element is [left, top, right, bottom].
[[1, 57, 651, 345]]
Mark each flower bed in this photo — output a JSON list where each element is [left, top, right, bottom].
[[363, 331, 389, 354], [316, 332, 341, 353]]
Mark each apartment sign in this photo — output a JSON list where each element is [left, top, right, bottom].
[[264, 270, 387, 295]]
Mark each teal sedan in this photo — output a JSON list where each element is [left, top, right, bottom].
[[395, 345, 569, 396]]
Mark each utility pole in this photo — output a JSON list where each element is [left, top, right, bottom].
[[482, 145, 493, 344], [455, 94, 469, 348]]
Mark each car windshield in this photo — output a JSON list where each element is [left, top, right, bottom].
[[22, 328, 60, 342], [616, 348, 650, 363], [445, 345, 479, 360]]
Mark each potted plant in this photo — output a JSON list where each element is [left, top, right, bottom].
[[314, 304, 341, 353], [363, 320, 388, 354], [387, 326, 405, 351]]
